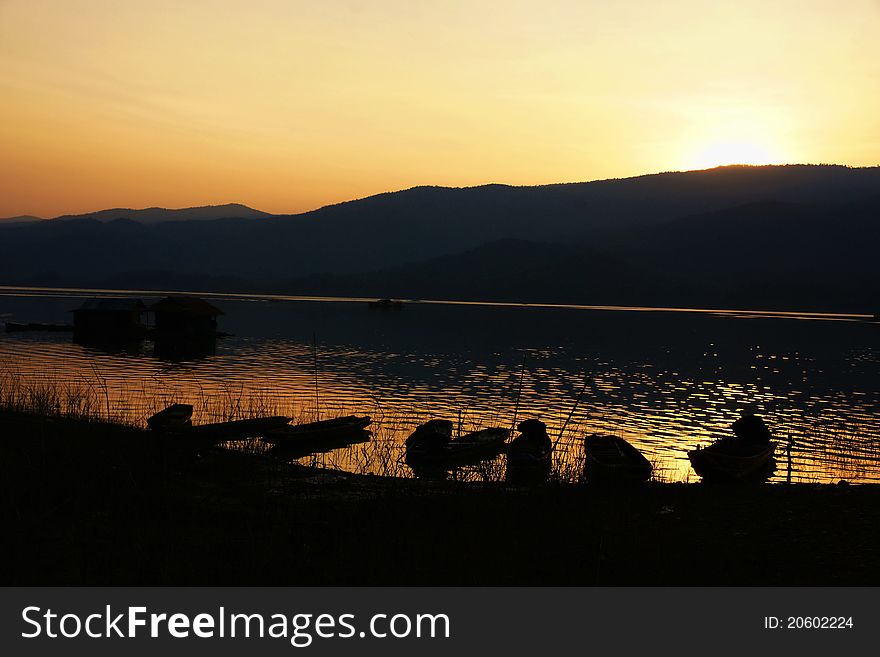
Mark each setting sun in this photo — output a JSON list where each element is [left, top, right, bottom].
[[1, 1, 878, 217], [688, 140, 781, 170]]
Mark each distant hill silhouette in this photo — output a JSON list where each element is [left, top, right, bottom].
[[52, 203, 269, 225], [0, 215, 43, 224], [1, 165, 878, 311]]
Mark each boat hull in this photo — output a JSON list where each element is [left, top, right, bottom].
[[264, 416, 372, 457], [147, 403, 194, 432], [506, 446, 552, 483], [406, 427, 509, 466], [174, 416, 293, 448], [688, 439, 776, 481], [266, 415, 371, 443], [583, 435, 652, 484]]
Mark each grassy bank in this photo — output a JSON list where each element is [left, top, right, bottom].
[[1, 410, 878, 585]]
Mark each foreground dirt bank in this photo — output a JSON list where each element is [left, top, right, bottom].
[[2, 411, 877, 585]]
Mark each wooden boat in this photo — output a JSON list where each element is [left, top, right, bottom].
[[147, 403, 193, 432], [506, 419, 552, 481], [405, 419, 453, 449], [406, 426, 510, 466], [264, 415, 371, 446], [175, 416, 292, 447], [506, 441, 552, 483], [268, 431, 371, 459], [508, 441, 552, 468], [583, 434, 652, 483], [688, 437, 776, 480]]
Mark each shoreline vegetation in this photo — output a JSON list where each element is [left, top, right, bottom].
[[2, 376, 878, 585]]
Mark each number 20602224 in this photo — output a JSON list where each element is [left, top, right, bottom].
[[764, 617, 853, 629]]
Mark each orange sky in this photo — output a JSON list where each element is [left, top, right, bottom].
[[1, 0, 878, 217]]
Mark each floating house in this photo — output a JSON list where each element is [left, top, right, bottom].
[[150, 296, 223, 335], [72, 298, 146, 336]]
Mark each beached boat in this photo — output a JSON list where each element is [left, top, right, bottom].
[[405, 419, 453, 448], [406, 426, 509, 466], [688, 437, 776, 480], [147, 403, 193, 432], [267, 431, 371, 459], [506, 440, 552, 483], [175, 416, 293, 447], [583, 434, 652, 483], [264, 415, 371, 446], [507, 420, 553, 477], [508, 440, 552, 468]]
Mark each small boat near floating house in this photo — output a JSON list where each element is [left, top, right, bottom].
[[368, 298, 404, 310], [5, 321, 73, 333]]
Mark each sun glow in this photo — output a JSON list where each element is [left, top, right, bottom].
[[0, 1, 877, 216], [689, 140, 780, 170]]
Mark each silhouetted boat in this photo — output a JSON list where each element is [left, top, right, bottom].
[[147, 403, 193, 432], [265, 415, 371, 445], [368, 298, 404, 310], [688, 437, 776, 480], [406, 425, 509, 466], [270, 431, 371, 458], [508, 440, 552, 468], [583, 434, 652, 483], [266, 417, 372, 459], [405, 419, 453, 448], [173, 416, 292, 447], [506, 441, 552, 483], [506, 420, 553, 481]]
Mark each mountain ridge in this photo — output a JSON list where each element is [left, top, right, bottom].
[[0, 165, 877, 312], [5, 164, 878, 225]]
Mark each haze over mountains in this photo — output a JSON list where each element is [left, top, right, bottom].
[[1, 165, 877, 312]]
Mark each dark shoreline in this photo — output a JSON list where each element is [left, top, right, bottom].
[[2, 411, 878, 586]]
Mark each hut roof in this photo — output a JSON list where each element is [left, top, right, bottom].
[[149, 296, 224, 316], [74, 298, 146, 313]]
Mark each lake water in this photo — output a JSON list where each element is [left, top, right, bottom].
[[1, 286, 878, 484]]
